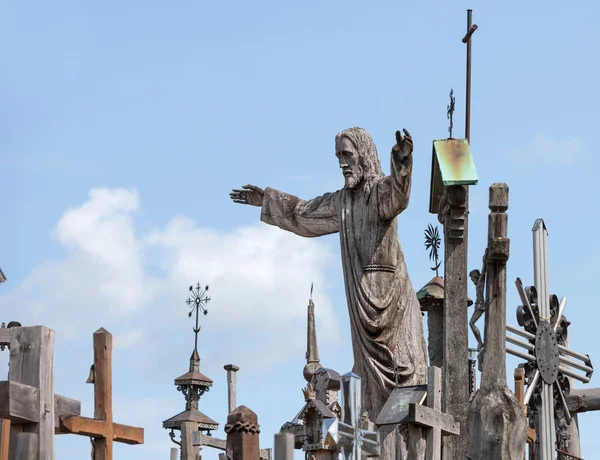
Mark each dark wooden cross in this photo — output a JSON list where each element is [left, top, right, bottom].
[[60, 328, 144, 460]]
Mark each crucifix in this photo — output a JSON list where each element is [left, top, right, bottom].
[[505, 220, 594, 460], [322, 372, 380, 459], [61, 328, 144, 460], [447, 89, 455, 138]]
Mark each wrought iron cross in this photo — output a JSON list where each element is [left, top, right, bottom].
[[186, 283, 210, 352], [447, 88, 456, 138], [322, 372, 380, 459], [506, 220, 594, 460]]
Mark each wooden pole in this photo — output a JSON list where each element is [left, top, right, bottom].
[[170, 447, 178, 460], [274, 433, 294, 460], [0, 420, 10, 460], [441, 184, 469, 460], [466, 184, 527, 459]]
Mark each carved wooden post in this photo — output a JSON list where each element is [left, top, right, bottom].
[[466, 183, 526, 460], [441, 184, 469, 460], [225, 406, 260, 460], [169, 447, 178, 460], [224, 365, 240, 415]]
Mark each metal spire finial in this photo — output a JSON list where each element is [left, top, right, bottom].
[[186, 282, 210, 353], [447, 88, 456, 138]]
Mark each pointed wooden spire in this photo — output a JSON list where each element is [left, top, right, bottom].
[[303, 285, 322, 382]]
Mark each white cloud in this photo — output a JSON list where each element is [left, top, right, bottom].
[[0, 187, 340, 372], [506, 133, 588, 165]]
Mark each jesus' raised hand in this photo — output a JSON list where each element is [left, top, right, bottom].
[[393, 129, 413, 157], [230, 184, 264, 207]]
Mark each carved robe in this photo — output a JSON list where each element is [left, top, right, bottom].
[[261, 149, 427, 458]]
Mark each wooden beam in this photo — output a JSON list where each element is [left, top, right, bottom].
[[408, 404, 459, 436], [566, 388, 600, 414], [60, 416, 143, 444], [0, 381, 39, 424], [54, 394, 81, 434]]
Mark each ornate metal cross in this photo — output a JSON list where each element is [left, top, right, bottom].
[[447, 88, 455, 138], [322, 372, 380, 459], [186, 283, 210, 351], [506, 219, 594, 460]]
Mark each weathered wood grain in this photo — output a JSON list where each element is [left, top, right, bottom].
[[13, 432, 38, 460], [7, 326, 55, 460], [425, 367, 443, 460], [0, 381, 39, 423], [54, 394, 80, 434], [466, 184, 526, 460], [408, 404, 459, 436], [566, 388, 600, 413], [442, 184, 470, 460]]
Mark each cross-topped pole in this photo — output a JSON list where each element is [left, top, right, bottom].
[[61, 328, 144, 460], [322, 372, 379, 459]]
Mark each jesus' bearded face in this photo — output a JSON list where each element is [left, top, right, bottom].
[[336, 137, 364, 189]]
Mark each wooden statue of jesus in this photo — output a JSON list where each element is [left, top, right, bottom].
[[230, 127, 427, 459]]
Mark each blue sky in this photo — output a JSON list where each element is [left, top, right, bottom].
[[1, 1, 599, 458]]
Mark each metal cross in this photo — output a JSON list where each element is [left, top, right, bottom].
[[506, 220, 594, 460], [447, 88, 455, 138], [322, 372, 380, 459], [186, 283, 210, 352]]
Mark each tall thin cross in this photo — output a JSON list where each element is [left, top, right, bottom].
[[506, 220, 594, 460], [447, 89, 455, 139], [61, 328, 144, 460], [186, 283, 210, 352]]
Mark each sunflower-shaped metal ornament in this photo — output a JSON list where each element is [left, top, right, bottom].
[[424, 224, 442, 277]]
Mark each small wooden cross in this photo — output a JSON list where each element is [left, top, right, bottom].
[[61, 328, 144, 460]]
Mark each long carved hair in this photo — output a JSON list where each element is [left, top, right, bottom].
[[335, 127, 384, 193]]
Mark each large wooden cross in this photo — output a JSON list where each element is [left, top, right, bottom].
[[0, 325, 81, 460], [60, 328, 144, 460]]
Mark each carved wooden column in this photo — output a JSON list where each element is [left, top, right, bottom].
[[466, 183, 526, 459], [440, 184, 469, 460], [225, 406, 261, 460]]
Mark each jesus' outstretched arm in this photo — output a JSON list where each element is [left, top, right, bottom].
[[230, 185, 340, 238], [377, 129, 414, 221]]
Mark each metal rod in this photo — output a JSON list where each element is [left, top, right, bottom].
[[506, 335, 535, 352], [553, 297, 567, 332], [558, 366, 590, 384], [555, 381, 572, 425], [506, 347, 536, 363], [558, 344, 592, 364], [515, 278, 538, 330], [462, 9, 477, 143], [524, 370, 540, 405], [507, 324, 535, 340], [559, 355, 594, 375]]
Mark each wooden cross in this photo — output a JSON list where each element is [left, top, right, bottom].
[[322, 372, 379, 459], [376, 366, 459, 460], [514, 366, 537, 458], [60, 328, 144, 460], [0, 325, 81, 460]]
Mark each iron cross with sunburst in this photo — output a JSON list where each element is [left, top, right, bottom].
[[186, 283, 210, 351]]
